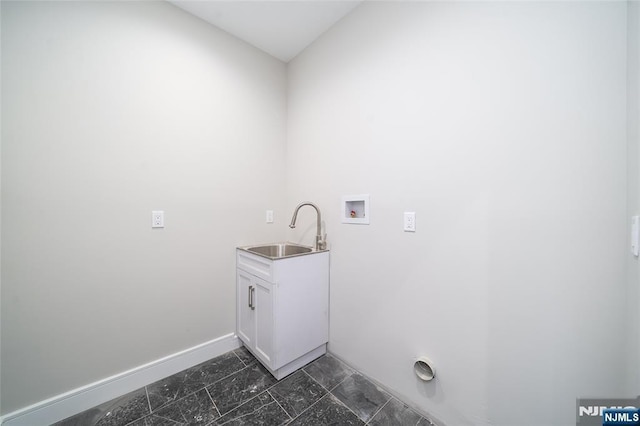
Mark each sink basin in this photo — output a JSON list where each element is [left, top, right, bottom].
[[241, 242, 315, 259]]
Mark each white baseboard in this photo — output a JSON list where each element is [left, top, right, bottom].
[[1, 333, 240, 426]]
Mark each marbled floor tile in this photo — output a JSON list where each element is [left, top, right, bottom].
[[210, 392, 290, 426], [331, 373, 391, 423], [51, 408, 105, 426], [417, 417, 437, 426], [233, 346, 257, 366], [267, 370, 326, 417], [287, 394, 364, 426], [52, 387, 150, 426], [147, 352, 245, 411], [125, 417, 156, 426], [368, 397, 423, 426], [144, 389, 219, 425], [207, 363, 277, 415], [302, 354, 354, 390]]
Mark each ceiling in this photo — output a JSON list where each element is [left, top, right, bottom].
[[168, 1, 362, 63]]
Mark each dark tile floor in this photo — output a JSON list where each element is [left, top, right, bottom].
[[53, 347, 435, 426]]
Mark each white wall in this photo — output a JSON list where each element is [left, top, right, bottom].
[[287, 2, 628, 425], [1, 1, 286, 414], [627, 0, 640, 397]]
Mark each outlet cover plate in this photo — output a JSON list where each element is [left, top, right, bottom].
[[152, 211, 164, 228], [404, 212, 415, 232]]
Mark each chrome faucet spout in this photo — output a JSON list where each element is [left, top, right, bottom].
[[289, 202, 326, 250]]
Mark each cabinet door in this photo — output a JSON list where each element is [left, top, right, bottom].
[[237, 270, 255, 348], [253, 277, 275, 369]]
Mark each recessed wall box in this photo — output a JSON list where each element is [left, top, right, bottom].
[[342, 194, 370, 225]]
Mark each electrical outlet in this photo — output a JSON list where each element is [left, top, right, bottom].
[[404, 212, 416, 232], [632, 215, 639, 256], [266, 210, 274, 223], [152, 211, 164, 228]]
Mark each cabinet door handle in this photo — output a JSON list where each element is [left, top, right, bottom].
[[248, 286, 255, 310]]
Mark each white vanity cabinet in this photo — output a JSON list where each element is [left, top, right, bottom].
[[236, 248, 329, 380]]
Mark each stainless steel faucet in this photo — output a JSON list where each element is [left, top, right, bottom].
[[289, 202, 327, 250]]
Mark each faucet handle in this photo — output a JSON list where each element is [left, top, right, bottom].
[[318, 234, 327, 250]]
